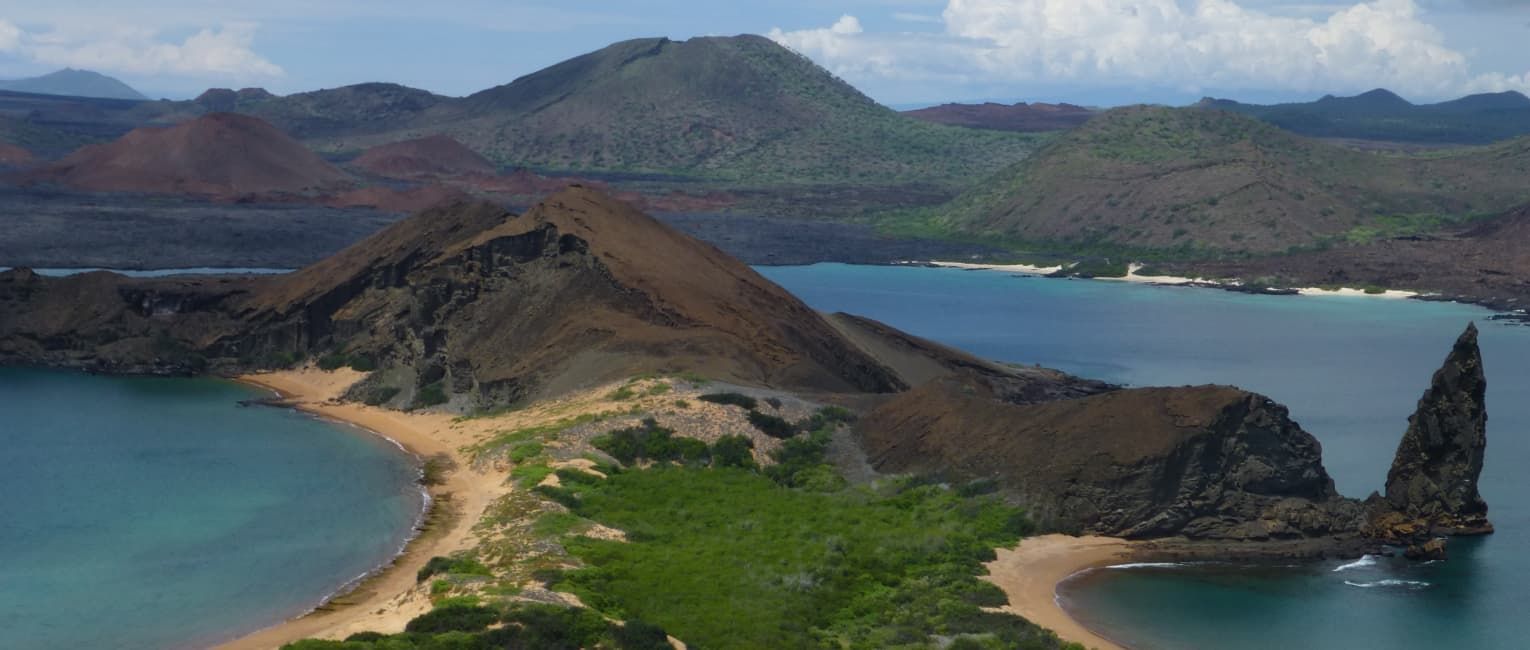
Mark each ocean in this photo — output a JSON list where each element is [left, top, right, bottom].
[[0, 369, 423, 649], [761, 263, 1530, 650]]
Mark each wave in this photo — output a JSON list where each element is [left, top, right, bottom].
[[1106, 562, 1194, 570], [1344, 579, 1431, 589], [1332, 555, 1379, 572]]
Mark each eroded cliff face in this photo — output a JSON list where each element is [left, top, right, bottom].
[[857, 323, 1493, 551], [1369, 323, 1492, 542], [857, 381, 1364, 540]]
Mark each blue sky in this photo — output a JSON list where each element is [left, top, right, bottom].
[[1, 1, 1528, 106]]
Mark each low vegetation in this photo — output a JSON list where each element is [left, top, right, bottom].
[[281, 601, 671, 650]]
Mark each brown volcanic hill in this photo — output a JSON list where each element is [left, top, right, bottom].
[[0, 187, 908, 403], [903, 102, 1094, 132], [0, 141, 33, 165], [237, 186, 907, 404], [28, 112, 352, 195], [350, 135, 496, 179]]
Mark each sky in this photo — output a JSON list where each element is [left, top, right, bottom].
[[0, 0, 1528, 107]]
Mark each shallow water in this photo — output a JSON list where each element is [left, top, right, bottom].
[[761, 263, 1530, 650], [0, 369, 422, 649]]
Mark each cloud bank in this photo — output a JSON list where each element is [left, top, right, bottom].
[[770, 0, 1530, 100], [0, 20, 282, 79]]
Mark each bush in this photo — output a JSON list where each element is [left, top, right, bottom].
[[317, 353, 349, 371], [509, 442, 544, 464], [593, 419, 683, 465], [698, 392, 758, 410], [413, 382, 449, 409], [417, 556, 491, 582], [348, 354, 377, 372], [404, 604, 498, 634], [491, 603, 612, 649], [710, 435, 756, 470], [612, 619, 672, 650], [747, 411, 798, 439]]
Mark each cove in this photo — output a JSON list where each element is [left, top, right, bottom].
[[0, 369, 423, 650], [760, 263, 1530, 650]]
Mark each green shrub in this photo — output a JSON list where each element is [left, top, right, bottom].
[[698, 392, 757, 410], [348, 354, 377, 372], [417, 556, 491, 582], [511, 463, 555, 488], [747, 411, 798, 439], [404, 604, 498, 634], [509, 442, 544, 464], [709, 435, 756, 470], [413, 382, 449, 409], [317, 353, 349, 371], [612, 619, 672, 650]]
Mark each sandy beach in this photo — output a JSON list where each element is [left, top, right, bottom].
[[932, 259, 1430, 299], [219, 369, 512, 650], [984, 535, 1137, 650]]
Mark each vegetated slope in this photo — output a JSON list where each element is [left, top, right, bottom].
[[318, 36, 1038, 185], [195, 82, 450, 139], [903, 102, 1095, 132], [26, 113, 352, 195], [933, 106, 1530, 254], [1202, 88, 1530, 145], [0, 68, 147, 100], [349, 134, 497, 179], [1175, 201, 1530, 309]]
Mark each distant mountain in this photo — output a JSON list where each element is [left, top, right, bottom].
[[28, 113, 351, 196], [927, 106, 1530, 254], [194, 83, 448, 139], [0, 69, 147, 101], [193, 36, 1037, 187], [903, 102, 1096, 132], [1199, 88, 1530, 145]]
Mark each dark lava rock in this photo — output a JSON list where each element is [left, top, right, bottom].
[[1404, 538, 1449, 561], [1370, 323, 1493, 539]]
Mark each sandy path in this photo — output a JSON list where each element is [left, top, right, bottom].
[[218, 369, 511, 650], [984, 535, 1136, 650]]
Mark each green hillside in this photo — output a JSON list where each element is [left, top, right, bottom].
[[918, 106, 1530, 256], [274, 36, 1040, 187]]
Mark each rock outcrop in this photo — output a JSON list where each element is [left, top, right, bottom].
[[857, 380, 1364, 540], [856, 323, 1492, 553], [1369, 323, 1492, 540]]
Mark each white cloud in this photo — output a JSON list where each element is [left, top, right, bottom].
[[0, 20, 282, 79], [771, 0, 1530, 99]]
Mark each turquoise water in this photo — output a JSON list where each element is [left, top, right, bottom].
[[761, 264, 1530, 650], [0, 369, 423, 650]]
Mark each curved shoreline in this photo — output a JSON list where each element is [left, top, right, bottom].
[[218, 370, 508, 650], [983, 535, 1137, 650]]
